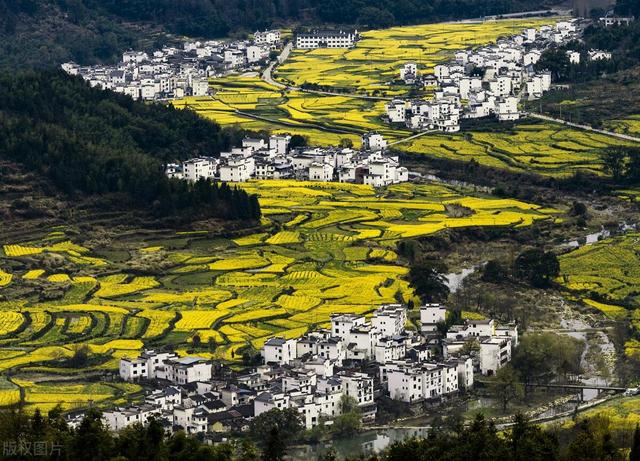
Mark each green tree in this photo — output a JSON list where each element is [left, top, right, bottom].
[[570, 201, 588, 217], [288, 134, 308, 149], [331, 395, 362, 437], [511, 333, 583, 389], [482, 260, 508, 283], [508, 413, 559, 461], [237, 439, 259, 461], [601, 148, 627, 180], [564, 416, 625, 461], [262, 427, 286, 461], [408, 259, 450, 303], [490, 366, 524, 412], [358, 6, 395, 28], [69, 408, 114, 461], [513, 249, 559, 288], [339, 138, 353, 148], [249, 408, 303, 446]]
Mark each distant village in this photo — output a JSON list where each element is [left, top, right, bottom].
[[68, 304, 517, 438], [385, 19, 612, 132], [61, 18, 620, 138], [165, 132, 409, 187], [61, 30, 282, 100]]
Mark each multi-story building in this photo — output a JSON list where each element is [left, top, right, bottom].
[[295, 30, 359, 49]]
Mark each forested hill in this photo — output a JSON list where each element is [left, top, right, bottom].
[[0, 0, 563, 71], [0, 70, 260, 222]]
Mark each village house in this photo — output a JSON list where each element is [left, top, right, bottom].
[[158, 357, 213, 385], [420, 303, 448, 333], [107, 301, 519, 436], [254, 29, 282, 46], [64, 33, 277, 101], [400, 62, 418, 84], [295, 30, 359, 49], [263, 337, 298, 365], [386, 19, 582, 132], [167, 133, 408, 186]]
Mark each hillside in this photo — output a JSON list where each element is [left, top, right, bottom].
[[0, 70, 260, 223], [528, 19, 640, 127], [0, 0, 564, 71]]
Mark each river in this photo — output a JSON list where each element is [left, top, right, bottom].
[[290, 208, 632, 459], [290, 428, 431, 460]]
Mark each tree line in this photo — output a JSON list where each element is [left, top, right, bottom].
[[0, 405, 639, 461], [0, 70, 260, 222]]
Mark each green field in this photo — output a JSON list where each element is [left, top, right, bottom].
[[276, 19, 554, 94], [398, 121, 636, 176], [558, 232, 640, 358], [0, 180, 557, 409], [170, 18, 637, 177]]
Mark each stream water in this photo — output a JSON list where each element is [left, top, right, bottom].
[[560, 222, 637, 250], [289, 218, 633, 459], [290, 428, 431, 460]]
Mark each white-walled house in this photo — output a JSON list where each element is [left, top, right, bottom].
[[400, 62, 418, 83], [263, 337, 298, 365], [371, 304, 407, 337], [420, 304, 447, 333], [588, 49, 612, 61], [296, 30, 359, 49], [103, 405, 161, 431], [479, 337, 512, 376], [120, 350, 179, 381], [218, 155, 252, 182], [374, 336, 408, 364], [254, 29, 281, 45], [340, 372, 374, 407], [567, 50, 581, 64], [269, 134, 291, 155], [386, 361, 458, 403], [158, 357, 213, 384], [331, 313, 366, 339], [386, 100, 407, 123], [308, 162, 334, 181], [362, 132, 388, 152], [496, 97, 520, 121], [182, 157, 217, 181]]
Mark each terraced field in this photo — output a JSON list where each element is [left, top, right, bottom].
[[558, 232, 640, 358], [398, 121, 636, 176], [170, 17, 637, 178], [172, 76, 410, 147], [564, 396, 640, 431], [605, 115, 640, 137], [175, 81, 628, 176], [276, 19, 553, 94], [0, 181, 557, 409]]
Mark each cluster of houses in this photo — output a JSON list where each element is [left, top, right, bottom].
[[61, 30, 281, 101], [165, 132, 409, 187], [385, 19, 609, 132], [77, 304, 517, 436]]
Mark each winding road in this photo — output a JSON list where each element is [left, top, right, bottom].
[[260, 37, 640, 149], [525, 112, 640, 143]]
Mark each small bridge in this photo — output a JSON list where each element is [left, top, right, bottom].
[[476, 379, 627, 402]]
